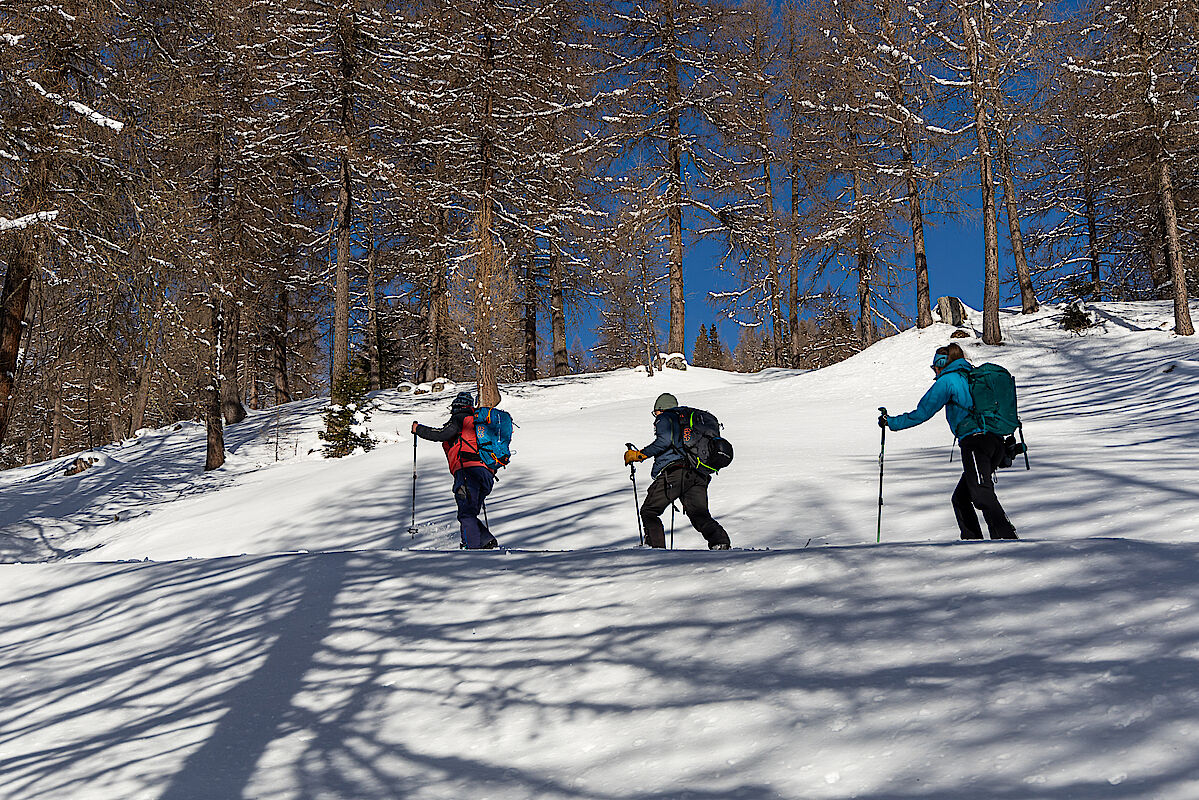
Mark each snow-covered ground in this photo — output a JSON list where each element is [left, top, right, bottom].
[[2, 302, 1199, 799]]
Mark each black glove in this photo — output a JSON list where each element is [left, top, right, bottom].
[[877, 413, 889, 429]]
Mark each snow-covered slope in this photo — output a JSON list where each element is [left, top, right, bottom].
[[2, 302, 1198, 799]]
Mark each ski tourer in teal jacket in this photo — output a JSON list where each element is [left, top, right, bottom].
[[886, 358, 982, 438]]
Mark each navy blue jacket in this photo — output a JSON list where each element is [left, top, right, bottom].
[[641, 409, 687, 478]]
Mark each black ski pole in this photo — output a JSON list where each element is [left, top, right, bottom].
[[409, 433, 419, 538], [876, 407, 887, 544], [625, 443, 644, 547], [670, 503, 676, 550], [665, 468, 676, 549]]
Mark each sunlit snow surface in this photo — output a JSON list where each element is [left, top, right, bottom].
[[2, 303, 1198, 799]]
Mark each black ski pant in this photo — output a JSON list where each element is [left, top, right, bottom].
[[953, 433, 1018, 540], [640, 463, 730, 549]]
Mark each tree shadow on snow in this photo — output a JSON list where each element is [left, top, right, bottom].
[[3, 540, 1199, 799]]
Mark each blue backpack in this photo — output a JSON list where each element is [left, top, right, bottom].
[[475, 407, 514, 470]]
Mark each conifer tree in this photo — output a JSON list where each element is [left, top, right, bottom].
[[692, 326, 712, 367]]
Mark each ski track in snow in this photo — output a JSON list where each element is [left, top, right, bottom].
[[2, 301, 1199, 799]]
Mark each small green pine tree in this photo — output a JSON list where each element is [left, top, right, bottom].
[[708, 325, 729, 370], [319, 371, 377, 458], [692, 326, 712, 367]]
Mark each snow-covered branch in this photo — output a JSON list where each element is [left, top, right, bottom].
[[0, 211, 59, 232]]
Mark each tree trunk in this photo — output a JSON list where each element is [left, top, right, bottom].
[[423, 257, 448, 384], [1156, 158, 1194, 335], [248, 353, 259, 411], [50, 381, 63, 459], [0, 153, 47, 445], [639, 252, 661, 376], [272, 288, 292, 405], [203, 299, 226, 471], [332, 153, 353, 403], [85, 362, 96, 451], [331, 12, 356, 403], [786, 12, 802, 369], [130, 295, 166, 434], [900, 141, 934, 329], [663, 0, 686, 355], [759, 96, 782, 365], [1131, 0, 1192, 335], [997, 137, 1038, 313], [474, 210, 500, 407], [0, 235, 37, 444], [365, 237, 382, 391], [1082, 155, 1102, 299], [960, 0, 1002, 345], [107, 345, 128, 442], [789, 161, 801, 367], [524, 259, 538, 382], [549, 251, 569, 377], [206, 126, 229, 462], [474, 5, 501, 409], [219, 294, 246, 424], [881, 0, 933, 329], [852, 167, 874, 347], [1147, 222, 1167, 297], [976, 0, 1035, 316]]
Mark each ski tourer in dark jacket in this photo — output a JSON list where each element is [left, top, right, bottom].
[[624, 392, 731, 550], [412, 392, 499, 549], [879, 344, 1018, 541]]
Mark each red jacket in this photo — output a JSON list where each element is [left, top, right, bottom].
[[415, 409, 486, 475]]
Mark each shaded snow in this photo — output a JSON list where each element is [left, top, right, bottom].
[[2, 302, 1199, 799]]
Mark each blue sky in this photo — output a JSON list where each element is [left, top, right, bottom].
[[678, 210, 997, 354]]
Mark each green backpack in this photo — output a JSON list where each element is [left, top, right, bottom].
[[963, 363, 1020, 437]]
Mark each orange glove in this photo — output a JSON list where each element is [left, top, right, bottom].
[[624, 448, 648, 466]]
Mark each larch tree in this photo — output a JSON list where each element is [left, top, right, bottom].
[[0, 1, 125, 448], [1075, 0, 1196, 335], [596, 0, 739, 355]]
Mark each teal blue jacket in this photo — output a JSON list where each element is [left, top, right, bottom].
[[886, 359, 981, 438]]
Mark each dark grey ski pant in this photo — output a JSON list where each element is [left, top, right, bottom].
[[640, 463, 730, 549], [953, 433, 1018, 540]]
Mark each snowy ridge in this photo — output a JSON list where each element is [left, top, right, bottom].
[[2, 302, 1199, 799]]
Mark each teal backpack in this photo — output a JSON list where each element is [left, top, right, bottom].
[[963, 363, 1020, 436], [959, 363, 1030, 469], [474, 407, 514, 470]]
